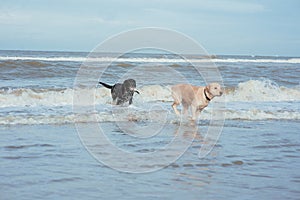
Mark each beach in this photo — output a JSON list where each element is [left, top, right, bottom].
[[0, 50, 300, 199]]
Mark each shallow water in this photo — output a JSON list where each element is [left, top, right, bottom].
[[0, 50, 300, 199], [1, 120, 299, 199]]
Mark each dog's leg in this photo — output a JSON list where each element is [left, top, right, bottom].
[[194, 110, 201, 121], [116, 98, 123, 105], [129, 96, 133, 105], [172, 102, 180, 116], [112, 96, 117, 105], [192, 103, 207, 121], [182, 103, 189, 116], [191, 105, 199, 121]]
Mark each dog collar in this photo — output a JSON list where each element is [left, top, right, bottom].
[[204, 89, 211, 101]]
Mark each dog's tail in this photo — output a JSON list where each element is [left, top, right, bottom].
[[99, 82, 113, 89]]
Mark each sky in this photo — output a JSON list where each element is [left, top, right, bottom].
[[0, 0, 299, 56]]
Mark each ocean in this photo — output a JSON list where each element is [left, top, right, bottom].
[[0, 50, 299, 199]]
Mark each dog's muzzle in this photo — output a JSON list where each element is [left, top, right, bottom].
[[130, 87, 140, 94]]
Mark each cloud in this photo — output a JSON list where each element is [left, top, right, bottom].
[[87, 17, 137, 26], [200, 1, 267, 13], [144, 0, 266, 14], [0, 10, 31, 25]]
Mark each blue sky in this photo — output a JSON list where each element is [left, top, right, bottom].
[[0, 0, 299, 56]]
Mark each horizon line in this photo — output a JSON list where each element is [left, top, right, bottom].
[[0, 49, 298, 58]]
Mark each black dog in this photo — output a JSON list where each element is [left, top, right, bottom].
[[99, 79, 140, 105]]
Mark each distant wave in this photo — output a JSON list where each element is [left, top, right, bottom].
[[1, 56, 300, 64], [212, 58, 300, 64], [0, 56, 86, 62]]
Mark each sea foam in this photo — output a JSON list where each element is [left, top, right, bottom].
[[1, 56, 300, 64], [1, 80, 299, 124], [1, 80, 299, 108]]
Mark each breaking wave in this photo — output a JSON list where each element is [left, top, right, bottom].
[[223, 80, 300, 102], [0, 80, 299, 124], [1, 80, 299, 108]]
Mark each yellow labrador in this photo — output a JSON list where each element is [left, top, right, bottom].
[[171, 83, 223, 121]]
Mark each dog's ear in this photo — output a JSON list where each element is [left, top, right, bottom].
[[205, 85, 210, 92], [205, 84, 213, 95]]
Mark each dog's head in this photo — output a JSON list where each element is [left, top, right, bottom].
[[207, 83, 223, 97], [123, 79, 140, 94]]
